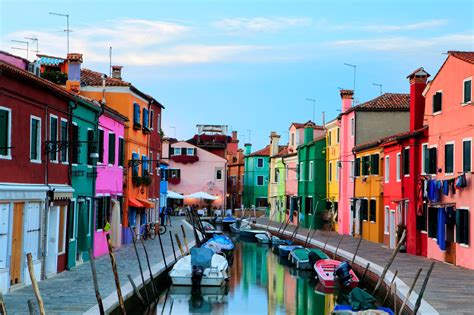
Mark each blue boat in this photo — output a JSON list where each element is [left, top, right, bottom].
[[221, 216, 237, 231], [203, 234, 235, 258], [277, 245, 303, 258], [333, 305, 394, 315]]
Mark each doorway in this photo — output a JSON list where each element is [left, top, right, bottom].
[[10, 202, 24, 285], [354, 200, 361, 235], [46, 206, 59, 276], [389, 210, 396, 249]]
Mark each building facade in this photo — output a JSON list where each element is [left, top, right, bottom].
[[243, 144, 270, 209], [268, 132, 287, 222], [326, 118, 340, 231], [227, 148, 245, 210]]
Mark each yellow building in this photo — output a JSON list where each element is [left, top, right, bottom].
[[353, 143, 384, 244], [325, 119, 340, 231]]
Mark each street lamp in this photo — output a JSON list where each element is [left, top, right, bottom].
[[306, 98, 316, 123]]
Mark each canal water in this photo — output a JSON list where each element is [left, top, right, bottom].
[[155, 237, 337, 315]]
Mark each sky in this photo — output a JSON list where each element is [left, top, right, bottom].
[[1, 0, 473, 149]]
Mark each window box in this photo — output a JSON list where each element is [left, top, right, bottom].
[[168, 177, 181, 185], [142, 126, 151, 134], [133, 122, 142, 130], [170, 155, 199, 164]]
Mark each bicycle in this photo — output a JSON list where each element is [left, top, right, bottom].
[[140, 222, 167, 240]]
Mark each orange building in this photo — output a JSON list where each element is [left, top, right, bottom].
[[80, 65, 163, 244], [227, 147, 245, 210]]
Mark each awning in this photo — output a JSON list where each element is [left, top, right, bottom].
[[138, 198, 155, 208], [184, 191, 218, 200], [167, 190, 184, 199], [129, 198, 144, 207]]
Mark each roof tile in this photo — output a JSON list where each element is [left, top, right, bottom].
[[448, 51, 474, 64], [344, 93, 410, 114]]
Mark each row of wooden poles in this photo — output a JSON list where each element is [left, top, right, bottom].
[[0, 224, 192, 315], [270, 216, 435, 315]]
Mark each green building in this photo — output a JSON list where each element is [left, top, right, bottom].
[[297, 128, 326, 229], [243, 144, 270, 209], [68, 96, 100, 268]]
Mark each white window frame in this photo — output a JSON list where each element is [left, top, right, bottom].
[[336, 160, 340, 182], [30, 115, 42, 163], [462, 77, 472, 105], [362, 154, 370, 177], [58, 205, 68, 255], [462, 138, 472, 173], [328, 161, 332, 182], [256, 175, 264, 186], [432, 89, 443, 115], [71, 122, 79, 166], [60, 118, 69, 164], [384, 206, 390, 235], [385, 155, 390, 183], [336, 127, 340, 144], [421, 143, 428, 175], [299, 162, 304, 181], [444, 141, 455, 176], [309, 161, 314, 181], [257, 157, 264, 168], [0, 106, 12, 160], [396, 152, 401, 182], [171, 147, 179, 156], [350, 160, 354, 182], [50, 114, 59, 163], [370, 198, 377, 224], [86, 198, 92, 237], [97, 127, 104, 165], [69, 199, 77, 242], [186, 148, 194, 156], [350, 117, 355, 137], [457, 206, 470, 247]]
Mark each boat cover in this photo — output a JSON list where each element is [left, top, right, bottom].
[[191, 247, 214, 269], [291, 248, 328, 261], [336, 287, 376, 311]]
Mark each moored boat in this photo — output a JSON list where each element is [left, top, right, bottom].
[[239, 229, 267, 240], [203, 234, 235, 258], [314, 259, 359, 289], [289, 248, 329, 270], [271, 235, 291, 245], [221, 216, 237, 231], [277, 245, 303, 258], [255, 233, 270, 244]]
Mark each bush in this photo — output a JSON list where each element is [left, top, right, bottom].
[[142, 175, 152, 186], [132, 176, 142, 187], [41, 70, 67, 84]]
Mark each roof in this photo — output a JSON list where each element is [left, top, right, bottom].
[[448, 51, 474, 64], [0, 50, 30, 65], [248, 145, 271, 157], [355, 126, 428, 152], [276, 146, 289, 157], [343, 93, 410, 115], [290, 120, 324, 130]]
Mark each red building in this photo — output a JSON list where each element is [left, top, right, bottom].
[[381, 68, 430, 255]]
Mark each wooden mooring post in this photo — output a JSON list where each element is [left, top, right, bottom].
[[175, 234, 185, 256], [359, 262, 371, 286], [106, 234, 126, 315], [157, 229, 168, 269], [169, 231, 177, 262], [398, 268, 422, 315], [88, 249, 104, 315], [26, 253, 45, 315], [129, 227, 150, 306], [180, 225, 189, 253], [414, 262, 435, 315], [0, 290, 7, 315], [139, 238, 158, 297], [382, 270, 399, 305], [351, 236, 363, 264], [322, 232, 331, 251], [127, 275, 146, 308], [333, 235, 344, 259]]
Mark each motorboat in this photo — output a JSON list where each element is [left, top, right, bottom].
[[239, 228, 267, 240], [201, 221, 223, 237], [314, 259, 359, 289], [203, 234, 235, 258], [221, 216, 237, 231], [229, 218, 244, 234], [270, 235, 291, 246], [255, 233, 270, 244], [277, 244, 303, 258], [289, 248, 329, 270], [170, 247, 229, 287]]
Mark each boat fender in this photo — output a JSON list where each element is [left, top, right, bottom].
[[191, 265, 204, 288], [334, 261, 352, 288]]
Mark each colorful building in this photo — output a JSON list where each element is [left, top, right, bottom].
[[243, 144, 270, 209], [148, 96, 164, 224], [297, 127, 326, 229], [338, 91, 410, 236], [268, 132, 287, 222], [325, 118, 340, 231], [423, 51, 474, 269], [163, 139, 227, 208], [94, 105, 128, 258], [227, 147, 245, 210], [159, 161, 169, 209]]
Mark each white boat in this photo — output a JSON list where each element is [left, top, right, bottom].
[[170, 248, 229, 287], [255, 233, 270, 244]]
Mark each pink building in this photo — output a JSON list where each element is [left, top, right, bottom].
[[94, 106, 127, 257], [163, 139, 227, 208], [423, 51, 474, 269]]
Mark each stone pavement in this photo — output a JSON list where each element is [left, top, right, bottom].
[[3, 219, 194, 314], [256, 218, 474, 315]]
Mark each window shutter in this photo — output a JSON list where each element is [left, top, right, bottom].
[[194, 148, 197, 156], [0, 204, 8, 268], [0, 110, 8, 155], [428, 147, 437, 174], [464, 210, 469, 245], [108, 134, 115, 165], [463, 141, 472, 172], [87, 130, 94, 165], [132, 152, 139, 176], [133, 103, 140, 124], [181, 148, 186, 155], [98, 129, 104, 163], [465, 80, 472, 103], [143, 108, 149, 128]]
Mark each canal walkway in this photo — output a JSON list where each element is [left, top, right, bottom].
[[3, 219, 195, 314], [256, 218, 474, 315]]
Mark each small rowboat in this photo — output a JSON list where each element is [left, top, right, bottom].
[[239, 229, 266, 240], [289, 248, 328, 270], [314, 259, 359, 289], [255, 233, 270, 244], [271, 235, 291, 246], [277, 245, 303, 258], [221, 216, 237, 231]]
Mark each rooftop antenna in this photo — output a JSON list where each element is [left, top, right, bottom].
[[306, 98, 316, 123], [344, 63, 357, 95], [25, 36, 39, 56], [372, 83, 383, 96], [49, 12, 70, 54], [109, 46, 112, 77], [11, 39, 29, 59]]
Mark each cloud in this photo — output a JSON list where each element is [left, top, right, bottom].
[[314, 18, 449, 33], [213, 17, 312, 33]]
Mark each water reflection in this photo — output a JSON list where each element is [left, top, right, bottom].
[[156, 239, 335, 314]]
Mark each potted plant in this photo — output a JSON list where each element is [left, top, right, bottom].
[[142, 175, 152, 186], [132, 176, 142, 187]]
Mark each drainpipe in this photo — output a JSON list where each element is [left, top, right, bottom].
[[352, 112, 358, 237]]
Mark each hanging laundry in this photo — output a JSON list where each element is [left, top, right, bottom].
[[423, 179, 428, 199], [428, 179, 440, 202], [437, 207, 446, 251], [449, 178, 456, 195], [417, 179, 424, 216], [456, 173, 467, 189], [442, 180, 449, 196]]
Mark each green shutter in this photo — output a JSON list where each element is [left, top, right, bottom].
[[464, 80, 471, 103], [463, 141, 471, 172], [0, 109, 8, 156], [464, 210, 469, 245], [108, 134, 115, 165], [30, 119, 38, 160]]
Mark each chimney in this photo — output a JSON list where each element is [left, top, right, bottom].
[[269, 132, 281, 157], [407, 68, 430, 132], [340, 89, 354, 112], [304, 124, 314, 144], [244, 143, 252, 156], [112, 65, 123, 80], [232, 131, 238, 141], [66, 53, 83, 93]]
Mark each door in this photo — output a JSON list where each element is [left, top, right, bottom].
[[10, 202, 24, 285], [46, 206, 59, 276], [349, 201, 354, 235], [355, 200, 361, 235], [57, 205, 67, 273], [389, 210, 396, 249], [0, 204, 9, 272]]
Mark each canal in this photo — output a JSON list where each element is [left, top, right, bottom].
[[154, 237, 337, 314]]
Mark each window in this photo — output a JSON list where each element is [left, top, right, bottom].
[[30, 116, 41, 162], [149, 152, 153, 174], [169, 169, 180, 180], [142, 108, 149, 129], [362, 156, 370, 176], [328, 162, 333, 182], [445, 143, 454, 174], [416, 203, 427, 232], [328, 131, 332, 146], [118, 138, 125, 167], [274, 168, 280, 183], [96, 197, 111, 231], [149, 110, 154, 130], [58, 206, 66, 254], [71, 124, 79, 164], [463, 78, 472, 104], [423, 146, 437, 175], [0, 107, 11, 158], [370, 154, 379, 175], [369, 199, 376, 222], [403, 147, 409, 176], [384, 207, 390, 234], [336, 128, 340, 144], [171, 147, 179, 156], [98, 129, 104, 163], [309, 161, 314, 181], [291, 133, 295, 146], [299, 162, 304, 181], [463, 139, 472, 172], [50, 115, 58, 161], [361, 199, 368, 221], [350, 160, 354, 180], [257, 175, 264, 186], [428, 207, 438, 238], [351, 118, 355, 136], [0, 203, 9, 268], [87, 129, 94, 166], [432, 91, 442, 113], [336, 160, 340, 181], [157, 114, 161, 132], [186, 148, 194, 156], [385, 156, 390, 183], [456, 208, 469, 245], [142, 155, 148, 176], [216, 169, 223, 180], [108, 133, 115, 165], [132, 152, 139, 177], [257, 158, 264, 168], [133, 103, 141, 126], [25, 203, 41, 261], [396, 153, 401, 181], [354, 158, 361, 177], [60, 119, 68, 163]]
